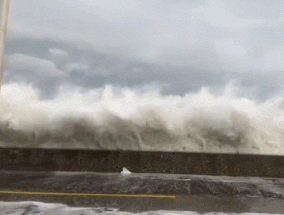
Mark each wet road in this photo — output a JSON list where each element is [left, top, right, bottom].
[[0, 171, 284, 213]]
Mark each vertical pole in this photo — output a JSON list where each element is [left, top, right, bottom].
[[0, 0, 10, 93]]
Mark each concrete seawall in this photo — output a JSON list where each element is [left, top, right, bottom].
[[0, 147, 284, 177]]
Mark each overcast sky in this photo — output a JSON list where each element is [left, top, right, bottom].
[[4, 0, 284, 100]]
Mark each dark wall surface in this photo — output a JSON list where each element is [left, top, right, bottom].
[[0, 147, 283, 177]]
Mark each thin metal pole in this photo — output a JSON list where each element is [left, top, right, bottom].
[[0, 0, 10, 93]]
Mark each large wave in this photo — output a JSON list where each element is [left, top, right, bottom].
[[0, 81, 283, 155]]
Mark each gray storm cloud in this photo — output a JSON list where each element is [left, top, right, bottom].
[[7, 0, 284, 72]]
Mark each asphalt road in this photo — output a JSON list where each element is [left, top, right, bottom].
[[0, 171, 284, 213]]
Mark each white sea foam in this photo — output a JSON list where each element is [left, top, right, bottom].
[[0, 201, 282, 215], [121, 167, 131, 175], [0, 81, 284, 155]]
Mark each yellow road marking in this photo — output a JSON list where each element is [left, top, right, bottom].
[[0, 190, 176, 199]]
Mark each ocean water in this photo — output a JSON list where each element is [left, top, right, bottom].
[[0, 201, 282, 215], [0, 82, 283, 155]]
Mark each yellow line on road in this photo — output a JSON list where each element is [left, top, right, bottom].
[[0, 190, 176, 199]]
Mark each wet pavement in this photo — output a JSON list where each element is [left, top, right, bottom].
[[0, 171, 284, 213]]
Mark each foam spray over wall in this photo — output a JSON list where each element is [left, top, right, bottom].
[[0, 82, 284, 155]]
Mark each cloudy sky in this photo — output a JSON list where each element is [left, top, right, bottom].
[[4, 0, 284, 100]]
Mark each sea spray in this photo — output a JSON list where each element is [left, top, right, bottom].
[[0, 201, 282, 214], [0, 82, 284, 154]]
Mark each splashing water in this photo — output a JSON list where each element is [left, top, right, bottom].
[[0, 81, 283, 155], [0, 201, 283, 215]]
